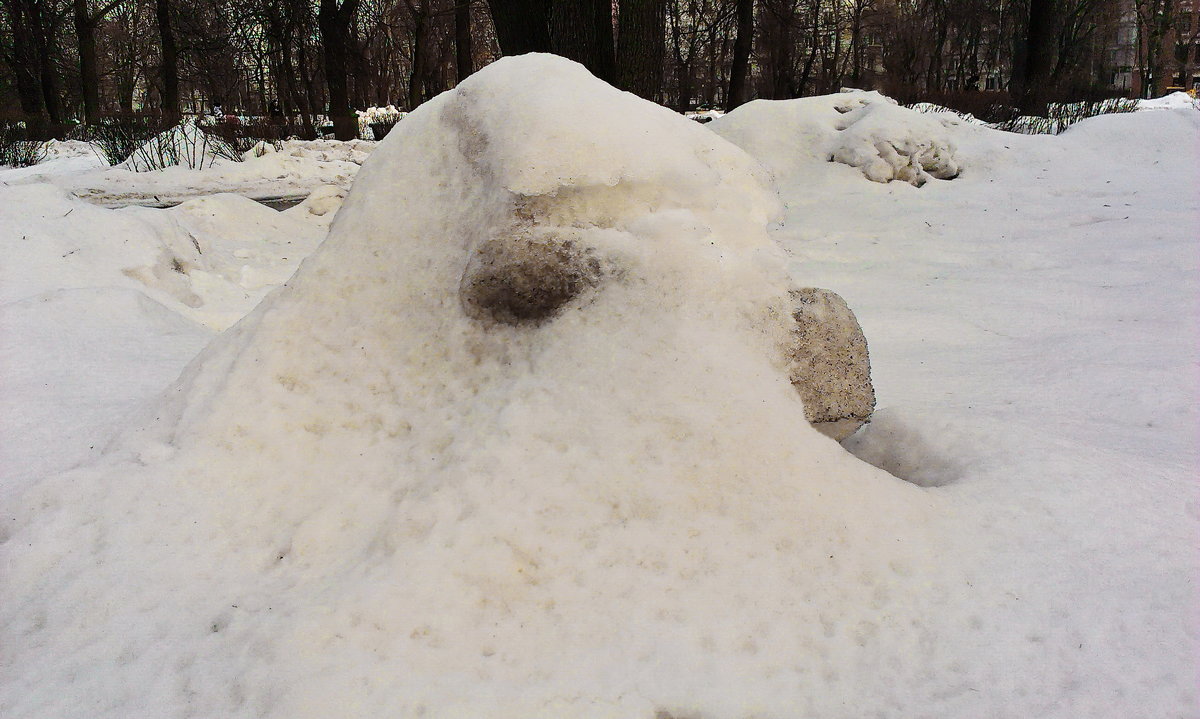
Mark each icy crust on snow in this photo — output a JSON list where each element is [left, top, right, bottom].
[[2, 55, 955, 718], [710, 90, 962, 186]]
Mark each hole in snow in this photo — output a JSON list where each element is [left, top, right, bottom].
[[841, 408, 962, 487]]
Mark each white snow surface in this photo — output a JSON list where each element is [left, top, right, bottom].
[[1, 56, 1198, 718], [0, 183, 341, 493], [711, 90, 963, 186], [119, 119, 232, 171], [1138, 90, 1200, 111], [1, 138, 368, 206]]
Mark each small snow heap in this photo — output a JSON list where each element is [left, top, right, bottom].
[[120, 118, 239, 172], [1137, 91, 1200, 111], [240, 139, 277, 160], [710, 89, 962, 186], [357, 104, 407, 139], [831, 99, 961, 185], [684, 108, 724, 123], [907, 102, 987, 126], [2, 55, 946, 718]]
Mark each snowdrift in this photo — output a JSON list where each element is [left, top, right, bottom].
[[711, 90, 962, 186], [2, 56, 959, 718], [1138, 90, 1200, 111], [119, 119, 239, 172]]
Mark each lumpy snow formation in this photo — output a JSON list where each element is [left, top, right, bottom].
[[711, 90, 961, 186], [5, 56, 969, 718]]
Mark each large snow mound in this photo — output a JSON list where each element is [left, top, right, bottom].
[[2, 55, 962, 719], [711, 90, 962, 186]]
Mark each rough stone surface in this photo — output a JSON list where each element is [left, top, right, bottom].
[[787, 287, 875, 440]]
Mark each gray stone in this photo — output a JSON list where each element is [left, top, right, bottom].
[[786, 287, 876, 440]]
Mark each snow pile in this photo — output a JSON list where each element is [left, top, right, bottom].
[[275, 137, 374, 164], [908, 101, 986, 125], [357, 105, 407, 139], [1137, 90, 1200, 111], [683, 109, 724, 123], [119, 118, 239, 172], [0, 179, 337, 496], [357, 104, 406, 122], [1, 132, 369, 206], [830, 100, 961, 184], [41, 138, 100, 160], [1, 54, 958, 719], [14, 144, 361, 206], [280, 183, 347, 227], [710, 90, 962, 186]]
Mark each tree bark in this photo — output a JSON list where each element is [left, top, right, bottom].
[[408, 0, 427, 109], [455, 0, 474, 82], [487, 0, 552, 55], [319, 0, 361, 140], [29, 0, 62, 123], [73, 0, 102, 124], [1014, 0, 1056, 113], [548, 0, 615, 82], [1, 0, 45, 118], [726, 0, 753, 109], [617, 0, 665, 99], [156, 0, 180, 122]]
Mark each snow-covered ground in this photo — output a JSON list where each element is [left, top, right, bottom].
[[1, 56, 1197, 718], [1, 138, 369, 206]]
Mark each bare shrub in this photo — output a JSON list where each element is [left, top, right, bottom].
[[81, 115, 173, 166], [0, 123, 48, 167]]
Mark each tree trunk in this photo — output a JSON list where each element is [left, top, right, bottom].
[[727, 0, 753, 109], [73, 0, 102, 124], [487, 0, 552, 55], [850, 1, 864, 86], [29, 0, 62, 123], [1015, 0, 1056, 113], [455, 0, 474, 82], [1, 0, 46, 118], [408, 4, 426, 109], [549, 0, 615, 82], [617, 0, 665, 99], [1151, 0, 1174, 94], [156, 0, 180, 122], [319, 0, 360, 140]]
